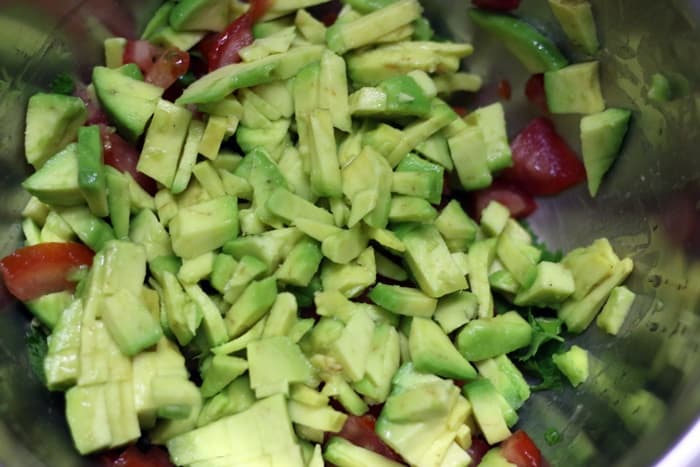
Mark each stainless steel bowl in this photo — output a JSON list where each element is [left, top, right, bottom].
[[0, 0, 698, 465]]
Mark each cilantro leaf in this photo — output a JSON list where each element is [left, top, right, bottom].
[[26, 325, 48, 385], [520, 220, 563, 262], [50, 72, 75, 95], [519, 313, 565, 361], [520, 353, 565, 391]]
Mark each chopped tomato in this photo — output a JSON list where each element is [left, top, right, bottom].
[[500, 430, 543, 467], [0, 243, 94, 301], [501, 117, 586, 196], [199, 0, 271, 71], [100, 126, 157, 195], [472, 180, 537, 220], [467, 437, 490, 466], [498, 79, 512, 100], [145, 48, 190, 89], [336, 415, 404, 463], [525, 74, 549, 113], [472, 0, 522, 11], [123, 40, 163, 74], [74, 82, 109, 125], [99, 445, 173, 467]]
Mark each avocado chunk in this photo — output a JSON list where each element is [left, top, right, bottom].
[[225, 276, 277, 338], [468, 8, 568, 73], [169, 0, 229, 32], [65, 384, 113, 454], [324, 436, 404, 467], [169, 195, 239, 259], [548, 0, 599, 55], [463, 379, 511, 445], [24, 93, 87, 169], [56, 206, 116, 252], [330, 308, 375, 382], [22, 143, 83, 206], [552, 345, 589, 387], [456, 311, 533, 361], [596, 285, 635, 335], [247, 336, 316, 398], [92, 66, 164, 141], [475, 354, 530, 410], [26, 291, 73, 330], [448, 125, 493, 191], [368, 284, 437, 318], [200, 354, 248, 398], [44, 298, 83, 390], [480, 448, 517, 467], [580, 108, 632, 196], [513, 261, 575, 307], [409, 317, 477, 380], [77, 125, 109, 217], [544, 61, 605, 114]]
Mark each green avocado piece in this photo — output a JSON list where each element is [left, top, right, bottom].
[[552, 345, 589, 387], [247, 336, 316, 399], [456, 311, 533, 361], [544, 61, 605, 114], [580, 108, 632, 196], [463, 379, 511, 445], [142, 1, 175, 40], [480, 448, 517, 467], [169, 195, 239, 259], [448, 125, 492, 191], [548, 0, 599, 55], [77, 125, 109, 218], [475, 355, 530, 411], [55, 206, 115, 252], [44, 299, 83, 390], [116, 63, 144, 80], [102, 289, 163, 356], [409, 317, 477, 380], [468, 8, 568, 73], [169, 0, 229, 32], [368, 284, 437, 318], [324, 436, 404, 467], [22, 143, 83, 206], [24, 93, 87, 169], [92, 66, 164, 141], [514, 261, 576, 307], [26, 291, 73, 330], [200, 355, 248, 398], [65, 384, 113, 454]]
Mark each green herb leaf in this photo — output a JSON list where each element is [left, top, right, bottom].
[[50, 72, 75, 95], [26, 325, 48, 385], [520, 221, 563, 262], [519, 312, 565, 361], [521, 354, 565, 391]]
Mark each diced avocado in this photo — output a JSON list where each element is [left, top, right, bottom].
[[65, 385, 112, 454], [183, 283, 229, 347], [481, 201, 511, 237], [490, 269, 520, 295], [210, 253, 237, 294], [465, 103, 512, 172], [319, 49, 352, 131], [558, 257, 633, 333], [104, 37, 126, 68], [77, 125, 108, 217], [561, 238, 618, 300], [295, 9, 326, 44], [514, 261, 575, 307], [102, 289, 163, 356], [240, 26, 297, 62], [116, 63, 143, 81], [324, 436, 404, 467], [159, 271, 201, 346], [224, 227, 304, 273], [341, 146, 393, 229], [289, 399, 348, 433], [130, 209, 173, 261], [394, 153, 444, 205], [326, 0, 422, 54], [169, 0, 228, 32], [409, 317, 477, 380], [21, 218, 41, 245], [261, 293, 298, 338], [580, 108, 632, 196], [347, 41, 473, 85], [169, 195, 238, 259], [276, 238, 323, 287], [448, 126, 492, 191], [178, 45, 324, 105], [544, 61, 605, 114], [433, 292, 477, 334], [456, 311, 533, 361], [44, 298, 83, 390], [353, 323, 400, 404], [475, 355, 530, 410], [468, 238, 498, 318], [40, 210, 75, 243], [22, 143, 83, 206], [192, 160, 226, 198], [596, 285, 635, 335], [330, 308, 375, 382], [306, 109, 343, 198], [321, 225, 369, 264], [394, 223, 468, 298], [480, 448, 517, 467], [462, 379, 511, 445], [167, 395, 305, 466], [552, 345, 589, 387], [496, 224, 540, 286], [389, 196, 438, 223], [267, 187, 334, 226], [200, 355, 248, 397], [384, 381, 453, 423], [172, 120, 205, 195], [433, 72, 483, 96], [322, 374, 369, 416], [105, 168, 130, 239], [24, 93, 87, 169], [92, 66, 164, 141], [548, 0, 599, 55], [56, 206, 115, 252], [26, 291, 73, 330], [435, 200, 479, 252], [137, 99, 192, 188], [369, 284, 437, 318], [224, 276, 277, 338], [247, 336, 316, 398], [222, 252, 266, 302], [468, 9, 567, 73], [375, 251, 408, 282], [197, 375, 256, 427], [141, 1, 175, 39]]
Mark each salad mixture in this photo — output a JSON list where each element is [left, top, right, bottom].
[[1, 0, 638, 466]]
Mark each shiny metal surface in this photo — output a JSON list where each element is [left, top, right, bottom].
[[0, 0, 698, 466]]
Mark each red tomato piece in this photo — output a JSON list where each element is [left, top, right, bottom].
[[100, 126, 157, 195], [145, 48, 190, 89], [199, 0, 271, 71], [100, 445, 173, 467], [123, 40, 163, 74], [467, 437, 490, 466], [472, 0, 522, 11], [0, 243, 94, 301], [502, 117, 586, 196], [472, 180, 538, 220], [336, 415, 404, 463], [500, 430, 543, 467], [525, 74, 549, 113], [498, 79, 512, 100]]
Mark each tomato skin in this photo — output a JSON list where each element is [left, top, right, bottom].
[[100, 126, 157, 195], [0, 243, 94, 301], [467, 437, 490, 466], [473, 0, 522, 11], [498, 79, 512, 100], [502, 117, 586, 196], [123, 40, 162, 74], [99, 445, 173, 467], [500, 430, 543, 467], [199, 0, 271, 71], [472, 180, 538, 220], [525, 74, 549, 113], [336, 414, 404, 463], [145, 48, 190, 90]]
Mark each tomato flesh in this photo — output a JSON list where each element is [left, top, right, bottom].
[[336, 414, 404, 463], [500, 430, 543, 467], [100, 445, 173, 467], [501, 117, 586, 196], [472, 179, 538, 220], [525, 74, 549, 113], [473, 0, 522, 11], [145, 48, 190, 90], [199, 0, 271, 71], [0, 242, 94, 301], [123, 40, 162, 74], [100, 126, 157, 195], [467, 436, 490, 465]]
